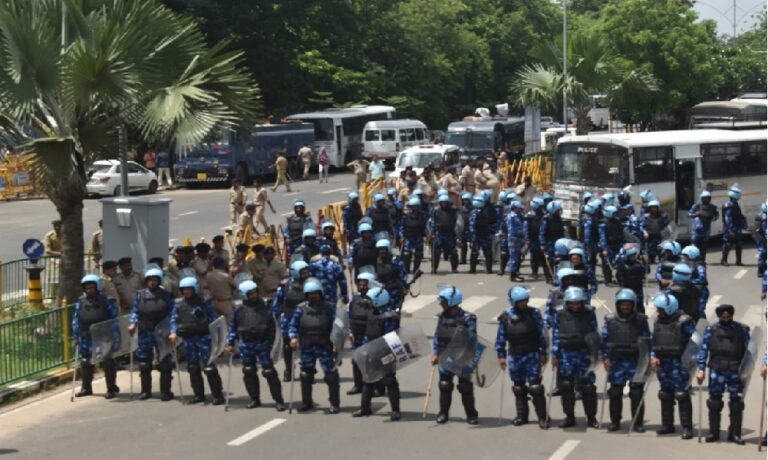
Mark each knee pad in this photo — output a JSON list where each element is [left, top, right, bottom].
[[528, 384, 545, 397], [457, 378, 473, 394], [657, 390, 673, 401], [138, 361, 153, 373], [581, 383, 597, 395], [608, 384, 624, 398], [382, 374, 398, 387], [300, 369, 315, 384], [203, 365, 218, 376], [674, 391, 690, 403], [628, 384, 644, 400], [707, 396, 724, 412], [728, 398, 744, 412], [324, 371, 340, 385], [261, 368, 278, 379], [559, 376, 574, 392], [187, 363, 201, 374], [157, 361, 173, 373], [438, 380, 454, 392], [101, 358, 116, 370], [243, 365, 258, 377], [512, 384, 527, 397]]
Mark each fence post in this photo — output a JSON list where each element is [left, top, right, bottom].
[[0, 258, 3, 311], [26, 260, 45, 311], [62, 297, 71, 368]]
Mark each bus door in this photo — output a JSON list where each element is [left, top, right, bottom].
[[336, 125, 343, 162], [673, 144, 700, 232]]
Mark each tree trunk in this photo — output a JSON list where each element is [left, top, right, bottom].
[[53, 197, 85, 307]]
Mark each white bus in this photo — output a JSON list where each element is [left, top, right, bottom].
[[362, 119, 429, 161], [286, 105, 395, 167], [553, 129, 767, 236]]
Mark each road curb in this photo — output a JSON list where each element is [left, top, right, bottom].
[[0, 367, 75, 406]]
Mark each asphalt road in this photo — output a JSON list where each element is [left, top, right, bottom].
[[0, 172, 361, 263], [0, 231, 765, 459]]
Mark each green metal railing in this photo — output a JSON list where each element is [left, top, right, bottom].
[[0, 303, 75, 387]]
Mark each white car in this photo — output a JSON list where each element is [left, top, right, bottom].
[[86, 160, 159, 196], [388, 144, 461, 179]]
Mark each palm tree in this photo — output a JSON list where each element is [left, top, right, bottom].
[[0, 0, 261, 305], [511, 32, 656, 133]]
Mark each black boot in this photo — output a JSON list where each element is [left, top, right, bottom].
[[608, 385, 623, 432], [469, 254, 478, 274], [75, 360, 94, 397], [263, 368, 286, 411], [158, 361, 174, 401], [727, 398, 745, 445], [721, 248, 730, 266], [138, 361, 153, 400], [705, 396, 723, 442], [458, 379, 478, 425], [629, 384, 646, 433], [460, 242, 468, 265], [582, 384, 599, 428], [656, 391, 676, 435], [413, 252, 423, 273], [298, 370, 314, 412], [530, 383, 549, 429], [347, 362, 363, 395], [103, 359, 119, 399], [283, 342, 293, 382], [386, 375, 401, 421], [558, 377, 576, 428], [188, 363, 206, 404], [402, 253, 412, 274], [431, 246, 440, 274], [243, 365, 261, 408], [326, 371, 341, 414], [205, 365, 225, 405], [437, 380, 452, 424], [675, 392, 693, 439], [353, 383, 373, 417], [602, 260, 613, 285], [498, 254, 508, 276], [512, 384, 529, 426], [450, 251, 459, 273], [484, 250, 493, 274], [735, 246, 743, 266]]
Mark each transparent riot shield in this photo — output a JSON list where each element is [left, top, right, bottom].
[[271, 316, 283, 363], [438, 326, 476, 373], [466, 336, 502, 389], [683, 318, 709, 386], [455, 214, 464, 236], [331, 312, 350, 366], [739, 325, 763, 395], [154, 317, 182, 363], [631, 337, 652, 383], [585, 331, 602, 369], [89, 315, 136, 365], [352, 323, 429, 383], [661, 222, 678, 241], [207, 316, 228, 365]]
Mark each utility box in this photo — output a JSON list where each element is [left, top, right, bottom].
[[100, 196, 172, 271]]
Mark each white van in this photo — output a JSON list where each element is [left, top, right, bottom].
[[362, 119, 429, 161], [388, 144, 462, 179]]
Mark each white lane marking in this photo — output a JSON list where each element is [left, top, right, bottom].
[[401, 296, 435, 314], [177, 210, 199, 217], [0, 376, 106, 418], [734, 269, 747, 279], [169, 239, 177, 243], [477, 282, 485, 285], [227, 418, 286, 446], [706, 295, 722, 309], [591, 296, 612, 314], [283, 192, 299, 197], [548, 440, 581, 460], [461, 295, 497, 313], [320, 187, 350, 195]]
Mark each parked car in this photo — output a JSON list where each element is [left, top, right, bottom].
[[388, 144, 461, 179], [540, 116, 555, 130], [86, 160, 158, 196]]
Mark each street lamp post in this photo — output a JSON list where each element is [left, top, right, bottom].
[[562, 0, 568, 127]]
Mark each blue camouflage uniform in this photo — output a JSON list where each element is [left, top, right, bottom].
[[689, 261, 709, 320], [639, 212, 670, 263], [697, 321, 751, 397], [288, 301, 337, 373], [387, 198, 404, 242], [756, 210, 767, 276], [284, 214, 314, 255], [342, 204, 363, 244], [722, 199, 747, 262], [434, 308, 478, 381], [128, 287, 175, 362], [170, 297, 218, 365], [600, 314, 651, 386], [552, 308, 598, 385], [310, 257, 348, 305], [379, 255, 407, 311], [295, 240, 320, 263], [505, 210, 526, 275], [429, 207, 458, 252], [689, 202, 719, 259], [582, 215, 600, 267], [227, 299, 280, 369], [496, 307, 547, 382], [400, 208, 427, 255], [650, 314, 695, 392], [525, 210, 545, 276], [318, 236, 343, 261], [73, 293, 119, 358], [544, 287, 563, 329]]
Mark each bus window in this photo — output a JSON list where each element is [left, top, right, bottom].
[[415, 128, 425, 141], [364, 130, 380, 141], [400, 128, 415, 142], [633, 146, 674, 183], [702, 143, 743, 178], [381, 129, 396, 141], [556, 143, 629, 187], [312, 118, 334, 141], [744, 141, 767, 175]]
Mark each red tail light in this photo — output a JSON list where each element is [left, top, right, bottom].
[[99, 176, 110, 183]]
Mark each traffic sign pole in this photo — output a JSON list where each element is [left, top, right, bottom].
[[22, 239, 46, 311]]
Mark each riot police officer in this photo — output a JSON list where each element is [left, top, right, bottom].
[[540, 201, 566, 280], [342, 192, 364, 247], [430, 194, 459, 274], [284, 199, 313, 255], [386, 188, 404, 248], [296, 228, 320, 263], [374, 239, 407, 312], [665, 263, 702, 321], [72, 275, 120, 399], [682, 245, 709, 322], [655, 240, 681, 289], [169, 277, 224, 405], [496, 286, 549, 428], [227, 281, 286, 410], [615, 244, 647, 312], [551, 286, 599, 428], [459, 192, 473, 264], [689, 191, 719, 262], [346, 271, 377, 394], [755, 201, 767, 277], [599, 205, 623, 285], [650, 293, 695, 439], [366, 193, 393, 238], [128, 268, 175, 401], [568, 248, 598, 304], [401, 196, 428, 274], [469, 195, 496, 274], [349, 223, 378, 278], [505, 201, 526, 281], [351, 286, 401, 420], [721, 185, 747, 266], [431, 286, 479, 425], [288, 278, 341, 414], [319, 221, 343, 261], [601, 289, 650, 432], [640, 200, 670, 264], [526, 197, 546, 280], [274, 260, 311, 381], [695, 304, 751, 444]]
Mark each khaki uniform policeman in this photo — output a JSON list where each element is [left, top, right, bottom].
[[253, 179, 275, 234], [272, 152, 292, 192], [44, 220, 63, 256], [204, 257, 237, 321], [114, 257, 144, 313], [100, 260, 120, 301], [229, 179, 247, 224], [89, 220, 103, 269], [299, 144, 313, 180]]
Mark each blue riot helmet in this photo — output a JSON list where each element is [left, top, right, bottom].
[[179, 277, 200, 295], [530, 197, 545, 210], [302, 228, 317, 239], [583, 191, 593, 203], [498, 191, 508, 203], [511, 201, 524, 211], [700, 190, 711, 200], [472, 196, 484, 209], [602, 193, 615, 205], [556, 267, 576, 287], [438, 285, 463, 307], [623, 244, 639, 258], [376, 239, 391, 250], [144, 268, 164, 284], [672, 263, 692, 282], [461, 192, 472, 201], [603, 205, 618, 218], [321, 221, 335, 232], [438, 194, 451, 203], [387, 188, 397, 196], [238, 280, 259, 298], [555, 238, 570, 257], [546, 201, 562, 215], [615, 288, 637, 311], [413, 189, 424, 197], [542, 192, 554, 203], [654, 293, 678, 315], [618, 189, 631, 206], [681, 245, 700, 261], [728, 185, 742, 201], [293, 199, 306, 210], [408, 197, 421, 207], [347, 191, 359, 202], [563, 286, 586, 304], [569, 247, 585, 261], [303, 277, 324, 295], [671, 241, 682, 256], [358, 222, 373, 234], [81, 274, 101, 290], [374, 193, 385, 203], [481, 189, 492, 202], [508, 286, 530, 306], [583, 201, 597, 215], [356, 271, 377, 283], [367, 286, 391, 308], [647, 200, 660, 210], [639, 189, 653, 204], [290, 260, 310, 278]]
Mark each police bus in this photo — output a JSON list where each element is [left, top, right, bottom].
[[286, 105, 395, 167], [553, 129, 768, 236], [445, 116, 525, 164]]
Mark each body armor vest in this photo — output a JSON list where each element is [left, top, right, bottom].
[[503, 310, 539, 356], [708, 323, 746, 372], [78, 294, 110, 337], [348, 295, 373, 336], [652, 313, 690, 358], [237, 299, 274, 342], [175, 297, 209, 337], [605, 313, 646, 358], [298, 302, 332, 347], [137, 288, 169, 330], [557, 308, 593, 350]]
